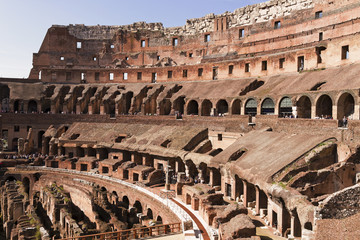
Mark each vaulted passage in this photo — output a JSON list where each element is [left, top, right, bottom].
[[28, 100, 38, 113], [279, 97, 292, 117], [316, 95, 333, 118], [201, 99, 212, 116], [187, 100, 199, 115], [216, 99, 228, 115], [231, 99, 241, 115], [159, 99, 171, 115], [261, 98, 274, 115], [296, 96, 311, 118], [337, 93, 354, 120], [245, 99, 257, 116]]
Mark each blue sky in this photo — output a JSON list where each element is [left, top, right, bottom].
[[0, 0, 264, 78]]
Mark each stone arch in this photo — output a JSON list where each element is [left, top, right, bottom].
[[173, 96, 185, 114], [133, 200, 143, 213], [122, 195, 130, 209], [14, 99, 21, 112], [118, 91, 133, 115], [38, 131, 45, 149], [111, 191, 118, 205], [0, 85, 10, 112], [245, 98, 257, 116], [28, 100, 38, 113], [41, 99, 51, 113], [337, 92, 355, 120], [231, 99, 241, 115], [146, 208, 153, 219], [104, 100, 116, 115], [216, 99, 228, 115], [0, 84, 10, 100], [185, 159, 198, 179], [159, 99, 171, 115], [234, 174, 243, 200], [156, 215, 163, 223], [278, 96, 293, 117], [261, 97, 275, 115], [296, 95, 312, 118], [187, 100, 199, 115], [316, 94, 333, 118], [201, 99, 212, 116]]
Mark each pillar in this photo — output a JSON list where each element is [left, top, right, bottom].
[[76, 103, 81, 114], [255, 187, 260, 215], [354, 104, 360, 120], [242, 180, 248, 208], [332, 104, 338, 120], [185, 165, 190, 178], [88, 105, 93, 115], [115, 103, 119, 115], [51, 103, 56, 114], [311, 104, 316, 119], [100, 105, 105, 115]]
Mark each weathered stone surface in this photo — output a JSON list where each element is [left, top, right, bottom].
[[219, 214, 256, 239]]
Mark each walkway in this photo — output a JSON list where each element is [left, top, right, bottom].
[[170, 199, 210, 240]]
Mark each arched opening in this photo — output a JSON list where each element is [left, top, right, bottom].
[[231, 99, 241, 115], [201, 99, 212, 116], [14, 100, 20, 112], [187, 100, 198, 115], [28, 100, 38, 113], [245, 99, 257, 116], [159, 99, 171, 115], [120, 92, 133, 114], [122, 196, 129, 209], [146, 208, 153, 219], [279, 97, 293, 118], [316, 95, 333, 118], [304, 222, 313, 231], [173, 97, 185, 114], [38, 131, 45, 149], [12, 138, 18, 151], [111, 191, 118, 205], [22, 177, 30, 196], [133, 200, 143, 214], [100, 186, 107, 192], [0, 85, 10, 112], [41, 99, 51, 113], [105, 100, 116, 115], [337, 93, 355, 120], [261, 98, 275, 115], [156, 215, 163, 223], [216, 99, 228, 115], [296, 96, 311, 118]]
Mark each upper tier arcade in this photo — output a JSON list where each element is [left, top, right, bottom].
[[29, 0, 360, 83]]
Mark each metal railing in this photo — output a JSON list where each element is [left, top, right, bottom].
[[60, 222, 182, 240]]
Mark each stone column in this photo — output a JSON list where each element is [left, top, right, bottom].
[[354, 103, 360, 120], [185, 165, 190, 178], [76, 103, 81, 114], [311, 104, 316, 119], [332, 104, 338, 120], [100, 105, 105, 115], [255, 187, 261, 215], [88, 105, 93, 115], [242, 180, 248, 208]]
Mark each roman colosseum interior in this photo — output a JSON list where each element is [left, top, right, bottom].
[[1, 0, 360, 239]]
